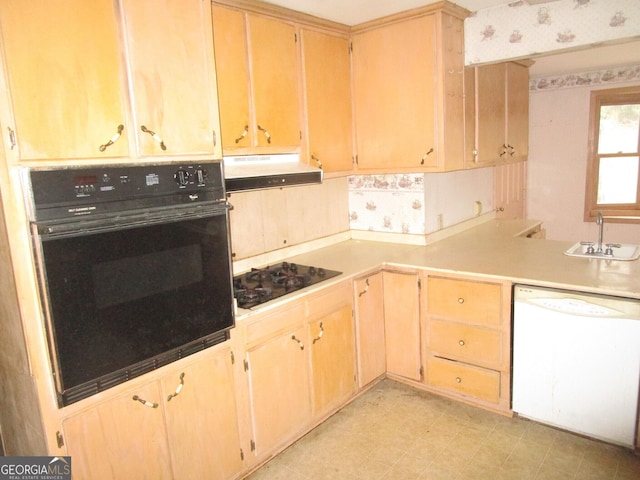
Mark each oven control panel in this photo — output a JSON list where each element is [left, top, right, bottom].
[[28, 161, 226, 221]]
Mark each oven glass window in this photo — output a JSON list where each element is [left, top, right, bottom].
[[40, 214, 233, 395]]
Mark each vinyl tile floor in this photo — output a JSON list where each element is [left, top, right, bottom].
[[246, 380, 640, 480]]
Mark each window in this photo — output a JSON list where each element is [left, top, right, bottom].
[[585, 86, 640, 223]]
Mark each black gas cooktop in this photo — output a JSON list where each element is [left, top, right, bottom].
[[233, 262, 342, 309]]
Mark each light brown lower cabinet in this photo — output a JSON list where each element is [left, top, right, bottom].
[[383, 270, 422, 381], [308, 285, 357, 418], [427, 357, 501, 404], [242, 302, 309, 459], [353, 272, 386, 387], [62, 346, 242, 480], [241, 280, 356, 466], [423, 273, 512, 413]]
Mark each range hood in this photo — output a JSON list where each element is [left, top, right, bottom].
[[223, 154, 323, 192]]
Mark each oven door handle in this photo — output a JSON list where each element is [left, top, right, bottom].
[[34, 201, 231, 239]]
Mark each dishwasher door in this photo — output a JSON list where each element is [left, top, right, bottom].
[[512, 285, 640, 447]]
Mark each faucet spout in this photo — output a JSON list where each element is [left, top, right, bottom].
[[596, 212, 604, 252]]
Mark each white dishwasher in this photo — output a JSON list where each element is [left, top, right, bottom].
[[512, 285, 640, 447]]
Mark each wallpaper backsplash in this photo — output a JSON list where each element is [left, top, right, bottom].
[[465, 0, 640, 66], [348, 175, 425, 235], [348, 169, 494, 236]]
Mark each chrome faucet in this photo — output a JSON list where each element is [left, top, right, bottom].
[[596, 212, 604, 253]]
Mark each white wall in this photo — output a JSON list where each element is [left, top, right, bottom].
[[527, 78, 640, 244]]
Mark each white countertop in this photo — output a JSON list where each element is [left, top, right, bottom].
[[235, 219, 640, 319]]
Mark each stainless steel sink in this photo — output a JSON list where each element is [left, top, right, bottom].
[[564, 242, 640, 261]]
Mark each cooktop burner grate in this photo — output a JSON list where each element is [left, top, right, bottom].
[[233, 262, 342, 309]]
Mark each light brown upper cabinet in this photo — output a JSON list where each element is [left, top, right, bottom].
[[300, 29, 354, 174], [0, 0, 222, 162], [120, 0, 222, 158], [351, 6, 468, 172], [0, 0, 128, 161], [211, 5, 302, 155], [465, 62, 530, 168]]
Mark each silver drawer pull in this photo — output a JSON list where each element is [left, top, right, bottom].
[[458, 297, 465, 304], [458, 340, 465, 346], [455, 377, 462, 384]]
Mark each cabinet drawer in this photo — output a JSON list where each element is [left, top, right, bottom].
[[427, 357, 500, 404], [429, 320, 502, 366], [306, 281, 351, 320], [427, 277, 502, 326], [245, 304, 305, 346]]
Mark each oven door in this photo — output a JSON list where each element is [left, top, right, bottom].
[[33, 204, 234, 406]]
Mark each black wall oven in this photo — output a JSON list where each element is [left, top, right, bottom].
[[24, 161, 234, 407]]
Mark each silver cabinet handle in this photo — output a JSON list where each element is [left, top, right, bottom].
[[257, 124, 271, 144], [291, 335, 304, 350], [458, 340, 465, 346], [458, 297, 465, 304], [99, 124, 124, 152], [141, 125, 167, 150], [235, 125, 248, 144], [166, 372, 185, 401], [132, 394, 158, 409], [358, 278, 370, 297], [312, 322, 324, 344]]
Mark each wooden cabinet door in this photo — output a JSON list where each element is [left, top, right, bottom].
[[248, 14, 301, 149], [121, 0, 221, 157], [211, 4, 253, 150], [383, 271, 421, 381], [506, 62, 529, 161], [246, 326, 310, 455], [211, 9, 301, 153], [475, 63, 506, 166], [352, 15, 436, 170], [494, 160, 527, 219], [0, 0, 128, 160], [354, 273, 386, 387], [63, 383, 172, 480], [439, 13, 466, 172], [310, 303, 356, 418], [301, 29, 353, 173], [161, 349, 243, 480]]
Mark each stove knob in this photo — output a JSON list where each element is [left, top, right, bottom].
[[174, 169, 190, 186], [308, 266, 317, 276], [194, 168, 207, 185], [317, 268, 326, 277]]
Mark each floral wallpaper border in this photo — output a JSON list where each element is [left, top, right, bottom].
[[530, 63, 640, 91], [465, 0, 640, 66]]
